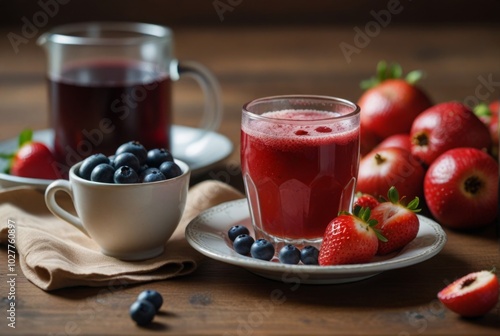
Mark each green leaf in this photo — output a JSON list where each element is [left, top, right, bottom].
[[376, 60, 388, 82], [390, 63, 403, 79], [0, 153, 14, 159], [407, 197, 421, 212], [18, 129, 33, 147], [405, 70, 424, 84], [387, 186, 400, 204], [374, 228, 388, 242], [473, 103, 492, 118]]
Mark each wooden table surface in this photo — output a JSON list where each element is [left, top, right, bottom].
[[1, 24, 499, 335]]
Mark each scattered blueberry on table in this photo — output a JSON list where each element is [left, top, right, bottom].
[[130, 290, 164, 326], [129, 299, 156, 326]]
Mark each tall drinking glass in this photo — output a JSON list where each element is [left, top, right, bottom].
[[241, 95, 360, 248]]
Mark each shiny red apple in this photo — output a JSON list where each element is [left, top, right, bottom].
[[373, 133, 411, 152], [410, 102, 492, 166], [356, 147, 425, 201], [424, 147, 498, 229]]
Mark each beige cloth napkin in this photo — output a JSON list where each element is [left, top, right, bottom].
[[0, 180, 244, 291]]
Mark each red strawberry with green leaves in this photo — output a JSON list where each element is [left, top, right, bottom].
[[318, 207, 386, 266], [1, 129, 61, 180], [370, 186, 420, 255], [438, 270, 499, 317], [358, 61, 432, 149], [353, 192, 380, 210]]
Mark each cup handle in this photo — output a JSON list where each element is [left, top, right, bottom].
[[44, 180, 89, 236], [171, 59, 223, 156]]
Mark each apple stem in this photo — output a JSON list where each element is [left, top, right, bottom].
[[413, 133, 429, 146], [464, 176, 483, 194], [374, 153, 386, 165]]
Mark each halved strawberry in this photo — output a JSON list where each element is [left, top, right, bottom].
[[353, 192, 380, 210], [370, 186, 420, 255], [318, 207, 386, 266], [438, 270, 499, 317], [1, 129, 61, 179]]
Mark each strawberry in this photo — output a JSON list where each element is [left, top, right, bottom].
[[438, 270, 499, 317], [358, 61, 432, 147], [353, 193, 379, 210], [318, 207, 386, 266], [1, 129, 61, 180], [370, 186, 420, 255]]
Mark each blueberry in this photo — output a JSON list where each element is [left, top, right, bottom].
[[159, 161, 182, 179], [278, 244, 301, 265], [233, 234, 255, 255], [137, 290, 163, 312], [78, 153, 109, 180], [113, 152, 140, 172], [250, 239, 275, 261], [114, 166, 139, 184], [142, 170, 166, 183], [300, 245, 319, 265], [129, 300, 156, 326], [90, 163, 115, 183], [228, 225, 250, 242], [139, 167, 160, 182], [146, 148, 173, 168], [116, 141, 148, 165]]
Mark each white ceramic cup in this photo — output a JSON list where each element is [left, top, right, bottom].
[[44, 159, 190, 261]]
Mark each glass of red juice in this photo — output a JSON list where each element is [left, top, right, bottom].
[[241, 95, 360, 248], [37, 22, 222, 176]]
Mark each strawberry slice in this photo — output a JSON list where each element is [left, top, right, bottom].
[[370, 186, 420, 255], [438, 270, 499, 317], [1, 129, 61, 180], [318, 207, 386, 266]]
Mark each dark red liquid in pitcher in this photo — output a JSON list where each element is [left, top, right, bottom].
[[49, 61, 171, 169]]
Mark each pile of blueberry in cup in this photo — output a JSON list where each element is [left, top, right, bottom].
[[228, 225, 320, 265], [78, 141, 183, 183]]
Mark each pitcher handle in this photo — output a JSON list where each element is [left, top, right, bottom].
[[171, 59, 223, 156]]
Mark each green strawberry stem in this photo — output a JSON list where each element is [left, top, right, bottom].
[[18, 129, 33, 147], [387, 186, 421, 212], [352, 205, 388, 242], [0, 128, 34, 173], [360, 60, 424, 90], [473, 102, 492, 118]]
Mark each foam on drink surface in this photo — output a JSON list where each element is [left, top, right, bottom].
[[243, 109, 359, 150]]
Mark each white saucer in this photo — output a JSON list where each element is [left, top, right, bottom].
[[0, 126, 233, 190], [185, 199, 447, 285]]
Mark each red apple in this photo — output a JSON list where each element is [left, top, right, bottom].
[[424, 147, 498, 229], [373, 134, 411, 152], [410, 102, 492, 166], [356, 147, 425, 201]]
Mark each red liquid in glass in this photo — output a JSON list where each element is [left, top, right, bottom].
[[48, 61, 171, 168], [241, 110, 360, 240]]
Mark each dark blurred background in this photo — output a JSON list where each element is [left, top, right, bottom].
[[2, 0, 500, 28]]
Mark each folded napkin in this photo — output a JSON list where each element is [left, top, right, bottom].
[[0, 180, 244, 291]]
